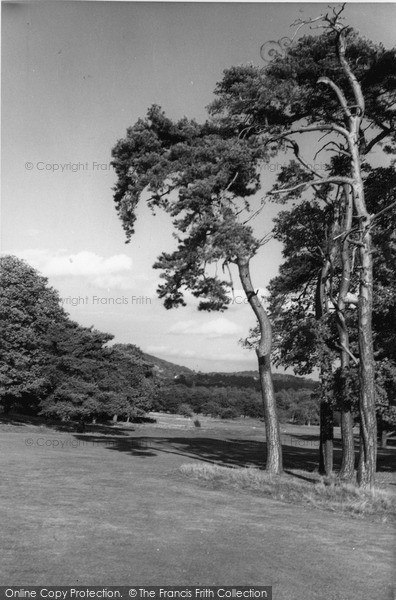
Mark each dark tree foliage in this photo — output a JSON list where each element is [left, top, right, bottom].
[[39, 319, 114, 421], [209, 30, 395, 150], [0, 255, 154, 422], [111, 105, 283, 473], [266, 166, 396, 446], [0, 255, 68, 414], [111, 15, 395, 483], [211, 13, 395, 487]]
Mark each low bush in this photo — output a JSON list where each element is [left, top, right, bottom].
[[179, 403, 193, 418]]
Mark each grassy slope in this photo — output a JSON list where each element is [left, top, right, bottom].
[[0, 415, 394, 599]]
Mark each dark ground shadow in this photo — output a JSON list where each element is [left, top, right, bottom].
[[0, 413, 133, 436], [73, 433, 396, 474]]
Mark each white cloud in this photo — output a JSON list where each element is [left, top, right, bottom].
[[168, 317, 243, 338], [146, 346, 199, 359], [11, 249, 136, 291]]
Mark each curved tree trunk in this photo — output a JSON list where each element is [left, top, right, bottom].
[[238, 257, 283, 474], [335, 26, 377, 487]]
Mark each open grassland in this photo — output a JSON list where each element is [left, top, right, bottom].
[[0, 412, 395, 599]]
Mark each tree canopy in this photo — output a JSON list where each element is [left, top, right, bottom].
[[0, 255, 154, 422]]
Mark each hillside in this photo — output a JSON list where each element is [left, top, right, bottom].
[[143, 353, 318, 392], [142, 353, 195, 378], [194, 371, 318, 393]]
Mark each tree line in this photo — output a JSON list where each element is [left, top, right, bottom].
[[0, 254, 320, 427], [110, 6, 396, 487], [0, 255, 154, 425], [154, 380, 319, 425]]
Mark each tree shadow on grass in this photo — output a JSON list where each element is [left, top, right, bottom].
[[71, 434, 332, 471], [73, 433, 396, 475], [74, 435, 156, 456], [0, 413, 132, 437], [0, 419, 23, 428]]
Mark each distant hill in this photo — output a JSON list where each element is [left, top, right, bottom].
[[143, 353, 318, 392], [142, 353, 195, 379], [194, 371, 318, 393]]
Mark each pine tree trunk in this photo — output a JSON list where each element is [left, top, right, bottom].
[[339, 409, 355, 480], [334, 29, 377, 487], [336, 186, 356, 481], [316, 265, 334, 477], [257, 352, 283, 474], [356, 238, 377, 487], [238, 257, 282, 474], [350, 124, 377, 488], [319, 393, 334, 476]]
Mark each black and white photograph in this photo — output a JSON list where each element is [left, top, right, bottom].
[[1, 1, 395, 597]]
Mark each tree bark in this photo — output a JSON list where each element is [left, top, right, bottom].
[[319, 399, 333, 476], [335, 26, 377, 487], [316, 261, 334, 477], [349, 121, 377, 488], [336, 186, 356, 481], [339, 409, 355, 479], [238, 257, 283, 474]]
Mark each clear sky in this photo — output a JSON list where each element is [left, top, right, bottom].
[[2, 1, 395, 372]]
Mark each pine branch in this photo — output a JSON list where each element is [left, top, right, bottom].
[[269, 176, 353, 196]]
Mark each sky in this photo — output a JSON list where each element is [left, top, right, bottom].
[[2, 1, 396, 373]]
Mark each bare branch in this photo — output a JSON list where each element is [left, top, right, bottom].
[[336, 28, 365, 115], [336, 342, 359, 365], [268, 123, 350, 145], [269, 176, 353, 196], [364, 128, 391, 155], [287, 140, 325, 179], [258, 231, 274, 246], [242, 201, 266, 225], [318, 76, 352, 119], [313, 140, 350, 161], [370, 200, 396, 225]]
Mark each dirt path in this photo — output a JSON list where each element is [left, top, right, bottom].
[[0, 428, 394, 599]]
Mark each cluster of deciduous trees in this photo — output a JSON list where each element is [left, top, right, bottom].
[[0, 255, 154, 424], [110, 7, 395, 487], [154, 381, 318, 423]]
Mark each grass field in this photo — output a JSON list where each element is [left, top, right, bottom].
[[0, 412, 395, 599]]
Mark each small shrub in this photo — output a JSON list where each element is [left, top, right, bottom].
[[220, 407, 240, 420], [179, 403, 193, 418], [193, 418, 201, 428]]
